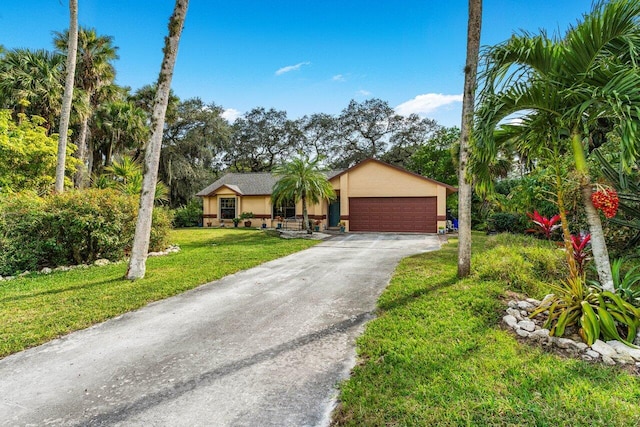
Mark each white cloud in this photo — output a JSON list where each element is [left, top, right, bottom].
[[357, 89, 372, 96], [222, 108, 241, 123], [395, 93, 463, 116], [275, 61, 311, 76], [332, 74, 346, 82]]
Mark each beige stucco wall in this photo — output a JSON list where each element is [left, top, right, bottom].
[[329, 160, 450, 232]]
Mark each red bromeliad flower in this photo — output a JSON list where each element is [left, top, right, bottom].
[[527, 210, 561, 239], [591, 188, 619, 218], [571, 233, 591, 275]]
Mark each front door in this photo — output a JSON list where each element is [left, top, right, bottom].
[[328, 200, 341, 227]]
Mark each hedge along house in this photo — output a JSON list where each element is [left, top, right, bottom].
[[196, 158, 457, 233]]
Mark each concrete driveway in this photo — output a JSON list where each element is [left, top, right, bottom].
[[0, 233, 440, 426]]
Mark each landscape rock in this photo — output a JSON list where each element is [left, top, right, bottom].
[[503, 315, 519, 329], [555, 338, 574, 349], [507, 300, 518, 309], [585, 350, 600, 359], [518, 320, 536, 332], [516, 329, 531, 338], [40, 267, 53, 274], [506, 308, 523, 321], [517, 300, 535, 311], [602, 355, 617, 366], [18, 271, 30, 277], [591, 340, 617, 358], [529, 329, 550, 341], [4, 276, 15, 281], [611, 352, 635, 365], [607, 340, 640, 362], [572, 342, 588, 352], [94, 259, 110, 267]]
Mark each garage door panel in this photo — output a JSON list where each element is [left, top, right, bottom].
[[349, 197, 437, 233]]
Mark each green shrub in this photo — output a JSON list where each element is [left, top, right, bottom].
[[172, 198, 202, 228], [488, 212, 526, 233], [0, 189, 172, 275]]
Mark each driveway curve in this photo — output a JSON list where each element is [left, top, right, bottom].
[[0, 233, 440, 427]]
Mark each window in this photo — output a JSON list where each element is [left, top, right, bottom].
[[273, 199, 296, 219], [220, 197, 236, 219]]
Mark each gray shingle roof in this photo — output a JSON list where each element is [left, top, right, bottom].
[[196, 170, 343, 197]]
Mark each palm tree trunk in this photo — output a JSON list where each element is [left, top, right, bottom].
[[74, 116, 90, 188], [54, 0, 78, 193], [457, 0, 482, 278], [570, 129, 613, 291], [126, 0, 189, 280], [581, 182, 614, 291], [302, 195, 311, 234]]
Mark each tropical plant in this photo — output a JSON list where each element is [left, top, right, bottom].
[[474, 0, 640, 292], [527, 210, 561, 240], [530, 277, 640, 346], [571, 233, 591, 276], [0, 49, 64, 131], [272, 156, 336, 234], [93, 100, 148, 170], [591, 258, 640, 307], [94, 155, 168, 203]]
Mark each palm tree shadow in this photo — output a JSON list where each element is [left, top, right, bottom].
[[0, 277, 123, 304], [377, 274, 459, 313]]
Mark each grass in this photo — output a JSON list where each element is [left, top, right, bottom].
[[332, 233, 640, 426], [0, 228, 317, 358]]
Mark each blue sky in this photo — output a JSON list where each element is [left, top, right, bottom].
[[1, 1, 592, 127]]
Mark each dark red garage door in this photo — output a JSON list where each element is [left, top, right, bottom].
[[349, 197, 437, 233]]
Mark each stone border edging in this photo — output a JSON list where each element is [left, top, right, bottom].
[[0, 245, 181, 281], [503, 298, 640, 368]]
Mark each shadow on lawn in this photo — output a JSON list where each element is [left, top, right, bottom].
[[377, 273, 459, 313], [0, 277, 123, 304]]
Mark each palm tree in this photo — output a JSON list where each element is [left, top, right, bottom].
[[93, 100, 148, 170], [271, 156, 336, 234], [474, 0, 640, 291], [0, 49, 64, 131], [54, 27, 118, 187], [457, 0, 483, 278], [54, 0, 78, 193], [126, 0, 189, 280]]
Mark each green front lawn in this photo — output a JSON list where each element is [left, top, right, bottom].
[[333, 233, 640, 426], [0, 228, 317, 358]]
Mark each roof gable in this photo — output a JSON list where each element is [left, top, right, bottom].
[[196, 170, 344, 197], [330, 158, 458, 194]]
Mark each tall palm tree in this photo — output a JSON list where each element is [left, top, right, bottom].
[[54, 27, 118, 187], [0, 49, 64, 131], [93, 100, 148, 170], [458, 0, 482, 278], [271, 156, 336, 234], [126, 0, 189, 280], [54, 0, 78, 193], [474, 0, 640, 291]]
